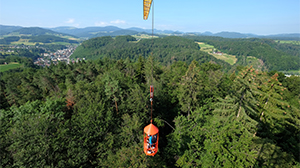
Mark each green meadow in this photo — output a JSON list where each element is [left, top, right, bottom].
[[132, 34, 159, 39], [280, 69, 300, 75], [275, 40, 300, 45], [0, 62, 23, 72], [196, 42, 237, 65]]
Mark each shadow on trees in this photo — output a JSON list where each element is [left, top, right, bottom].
[[253, 120, 299, 167]]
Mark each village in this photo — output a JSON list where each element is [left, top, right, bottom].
[[33, 45, 85, 67], [1, 44, 84, 67]]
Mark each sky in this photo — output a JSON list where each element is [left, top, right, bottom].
[[0, 0, 299, 35]]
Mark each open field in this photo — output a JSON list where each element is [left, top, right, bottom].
[[11, 40, 40, 45], [280, 69, 300, 75], [214, 53, 237, 65], [58, 35, 80, 41], [50, 42, 71, 45], [197, 42, 215, 51], [0, 62, 23, 72], [10, 38, 76, 45], [132, 34, 159, 39], [11, 38, 42, 45], [275, 40, 300, 45], [196, 42, 237, 65]]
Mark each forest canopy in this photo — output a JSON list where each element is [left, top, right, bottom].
[[71, 35, 232, 71], [1, 55, 299, 167], [184, 36, 300, 71]]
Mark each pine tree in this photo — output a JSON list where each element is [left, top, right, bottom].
[[178, 60, 201, 120]]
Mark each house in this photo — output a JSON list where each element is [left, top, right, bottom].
[[216, 52, 223, 55]]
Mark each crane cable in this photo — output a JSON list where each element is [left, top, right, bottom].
[[150, 0, 154, 123]]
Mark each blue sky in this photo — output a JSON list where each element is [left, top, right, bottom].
[[0, 0, 299, 35]]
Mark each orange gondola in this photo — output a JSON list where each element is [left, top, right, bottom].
[[143, 123, 159, 156], [143, 85, 159, 156]]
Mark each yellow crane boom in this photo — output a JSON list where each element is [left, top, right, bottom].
[[143, 0, 153, 20]]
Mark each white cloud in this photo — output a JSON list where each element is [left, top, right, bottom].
[[66, 18, 75, 24], [94, 19, 126, 27], [110, 19, 126, 24], [95, 21, 109, 26]]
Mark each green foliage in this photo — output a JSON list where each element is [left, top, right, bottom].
[[0, 62, 23, 72], [12, 27, 75, 37], [71, 35, 232, 71], [28, 35, 78, 44], [0, 36, 21, 44], [0, 47, 299, 167], [185, 36, 299, 71]]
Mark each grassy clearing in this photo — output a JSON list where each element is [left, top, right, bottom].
[[59, 35, 80, 41], [68, 37, 79, 41], [132, 34, 159, 39], [11, 38, 74, 45], [50, 42, 71, 45], [11, 38, 41, 45], [0, 62, 23, 72], [280, 69, 300, 75], [275, 40, 300, 45], [214, 54, 237, 65], [11, 41, 39, 45], [196, 42, 215, 50], [196, 42, 237, 65]]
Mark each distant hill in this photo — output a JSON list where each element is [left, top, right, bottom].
[[92, 29, 139, 37], [27, 35, 78, 44], [213, 32, 257, 38], [10, 27, 77, 37], [202, 31, 213, 36], [258, 33, 300, 40], [126, 27, 176, 34], [1, 25, 299, 40], [0, 34, 79, 45], [188, 31, 300, 40], [71, 35, 231, 70], [0, 25, 23, 35], [49, 26, 122, 38], [50, 26, 179, 38]]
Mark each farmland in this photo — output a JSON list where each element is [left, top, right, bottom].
[[196, 42, 237, 65], [11, 39, 38, 45], [132, 34, 159, 39], [275, 40, 300, 45], [280, 69, 300, 76]]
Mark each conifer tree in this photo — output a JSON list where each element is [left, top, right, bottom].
[[178, 60, 201, 120]]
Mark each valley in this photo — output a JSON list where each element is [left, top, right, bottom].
[[0, 25, 299, 168]]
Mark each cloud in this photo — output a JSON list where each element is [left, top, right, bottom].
[[94, 19, 126, 27], [110, 19, 126, 24], [95, 21, 108, 26], [73, 24, 80, 27], [66, 18, 75, 24]]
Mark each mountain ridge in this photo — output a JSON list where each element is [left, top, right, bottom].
[[0, 24, 299, 40]]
